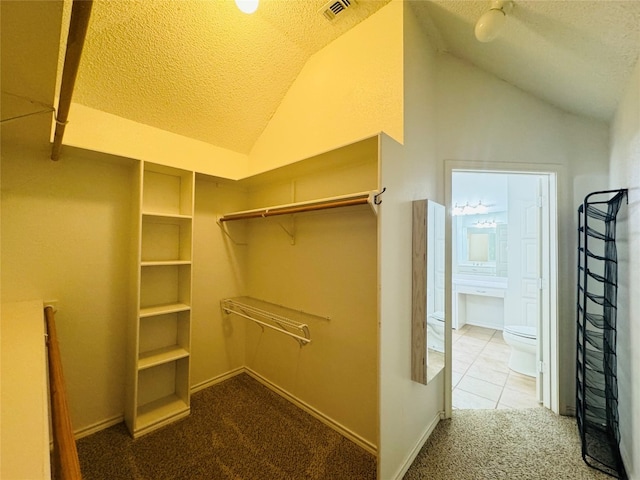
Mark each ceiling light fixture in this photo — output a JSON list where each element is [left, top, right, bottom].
[[235, 0, 259, 14], [474, 0, 514, 43]]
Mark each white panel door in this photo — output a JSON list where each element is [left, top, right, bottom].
[[505, 175, 540, 330], [520, 234, 539, 329], [505, 174, 543, 403]]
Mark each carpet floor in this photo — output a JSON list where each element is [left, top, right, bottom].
[[78, 375, 612, 480], [77, 373, 376, 480], [404, 408, 613, 480]]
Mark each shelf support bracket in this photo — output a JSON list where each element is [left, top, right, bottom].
[[216, 218, 248, 246], [275, 217, 296, 245]]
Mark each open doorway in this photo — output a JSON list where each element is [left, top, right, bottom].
[[445, 165, 559, 414]]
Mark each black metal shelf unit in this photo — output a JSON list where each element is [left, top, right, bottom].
[[576, 189, 627, 479]]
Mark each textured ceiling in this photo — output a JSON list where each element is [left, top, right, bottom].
[[71, 0, 392, 155], [68, 0, 640, 156], [411, 0, 640, 122]]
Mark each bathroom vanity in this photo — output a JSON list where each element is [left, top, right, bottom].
[[452, 210, 508, 330], [452, 275, 507, 330]]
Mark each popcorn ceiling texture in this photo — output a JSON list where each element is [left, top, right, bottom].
[[69, 0, 640, 155], [411, 0, 640, 122], [72, 0, 392, 155]]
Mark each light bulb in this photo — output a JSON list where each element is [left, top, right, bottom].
[[475, 8, 506, 42], [235, 0, 259, 14]]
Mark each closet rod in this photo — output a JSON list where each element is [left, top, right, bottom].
[[218, 191, 378, 223], [51, 0, 93, 161]]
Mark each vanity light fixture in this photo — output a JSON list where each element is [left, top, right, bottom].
[[235, 0, 259, 14], [452, 201, 489, 216], [475, 0, 514, 43], [474, 220, 497, 229], [475, 201, 488, 215]]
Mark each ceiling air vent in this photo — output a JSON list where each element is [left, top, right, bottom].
[[320, 0, 357, 22]]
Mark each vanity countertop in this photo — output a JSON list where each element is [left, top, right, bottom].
[[453, 275, 508, 289]]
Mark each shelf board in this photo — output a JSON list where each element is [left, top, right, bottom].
[[139, 303, 191, 318], [142, 211, 192, 220], [138, 345, 189, 370], [135, 394, 190, 436], [141, 260, 191, 267]]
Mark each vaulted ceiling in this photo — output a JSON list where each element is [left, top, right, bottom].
[[411, 0, 640, 123], [65, 0, 393, 155], [4, 1, 640, 157]]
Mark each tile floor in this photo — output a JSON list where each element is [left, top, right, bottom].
[[452, 324, 542, 410]]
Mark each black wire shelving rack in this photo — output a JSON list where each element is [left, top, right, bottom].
[[576, 189, 628, 479]]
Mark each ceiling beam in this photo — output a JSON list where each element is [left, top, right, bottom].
[[51, 0, 93, 161]]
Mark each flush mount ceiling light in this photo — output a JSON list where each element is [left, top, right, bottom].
[[475, 0, 514, 43], [235, 0, 259, 14]]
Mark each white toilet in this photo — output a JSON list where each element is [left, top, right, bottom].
[[427, 311, 445, 353], [502, 325, 537, 377]]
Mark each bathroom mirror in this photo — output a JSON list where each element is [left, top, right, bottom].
[[454, 215, 507, 277], [411, 199, 445, 385], [466, 227, 496, 262]]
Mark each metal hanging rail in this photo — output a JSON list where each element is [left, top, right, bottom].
[[218, 190, 383, 223], [221, 297, 324, 346]]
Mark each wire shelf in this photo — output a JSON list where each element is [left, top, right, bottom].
[[221, 297, 328, 346]]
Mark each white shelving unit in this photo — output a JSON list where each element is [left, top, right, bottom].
[[125, 162, 194, 438]]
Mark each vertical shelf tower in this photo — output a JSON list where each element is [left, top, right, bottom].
[[576, 188, 627, 478], [126, 162, 194, 438]]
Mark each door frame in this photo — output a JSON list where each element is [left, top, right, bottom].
[[444, 160, 560, 417]]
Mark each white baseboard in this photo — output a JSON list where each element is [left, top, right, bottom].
[[74, 414, 124, 440], [393, 411, 443, 480], [243, 367, 377, 456], [190, 366, 245, 394], [72, 369, 245, 440], [74, 365, 376, 459]]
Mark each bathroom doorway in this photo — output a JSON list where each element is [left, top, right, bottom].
[[445, 163, 558, 414]]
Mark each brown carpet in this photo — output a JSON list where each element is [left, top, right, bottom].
[[77, 373, 376, 480], [404, 408, 613, 480]]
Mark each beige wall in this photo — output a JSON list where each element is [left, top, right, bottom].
[[1, 142, 134, 432], [240, 141, 379, 448], [610, 58, 640, 480], [377, 3, 444, 478], [191, 177, 248, 388], [63, 104, 250, 180], [247, 0, 404, 177], [435, 53, 610, 414]]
